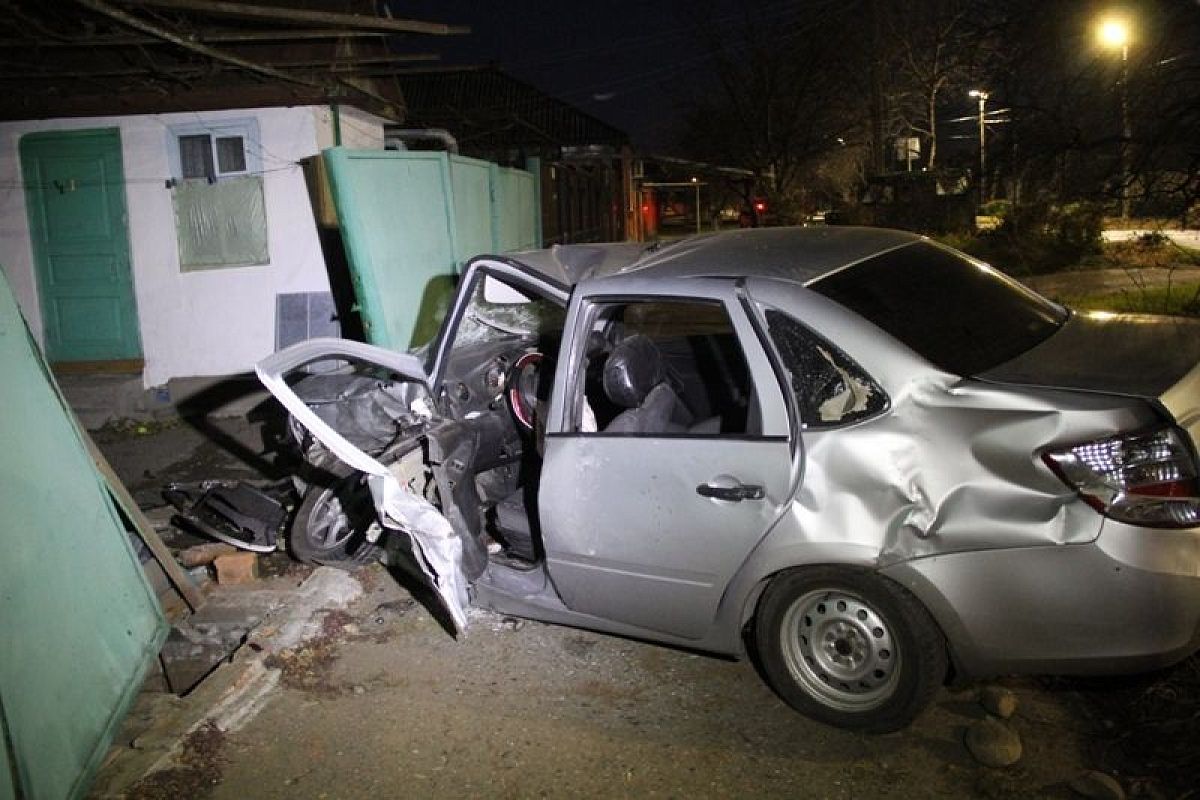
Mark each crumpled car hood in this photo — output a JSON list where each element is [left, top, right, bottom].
[[980, 310, 1200, 399]]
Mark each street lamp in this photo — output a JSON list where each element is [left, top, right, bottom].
[[969, 89, 989, 205], [1097, 14, 1132, 219]]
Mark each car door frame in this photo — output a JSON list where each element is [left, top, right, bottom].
[[424, 257, 570, 395], [256, 258, 570, 631], [537, 274, 802, 639]]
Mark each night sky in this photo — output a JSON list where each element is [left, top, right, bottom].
[[387, 1, 802, 153]]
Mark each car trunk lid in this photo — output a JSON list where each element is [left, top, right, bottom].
[[979, 310, 1200, 446]]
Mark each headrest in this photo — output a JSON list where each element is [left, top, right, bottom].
[[603, 334, 666, 409]]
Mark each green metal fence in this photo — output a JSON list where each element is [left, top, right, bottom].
[[322, 147, 538, 350], [0, 271, 166, 800]]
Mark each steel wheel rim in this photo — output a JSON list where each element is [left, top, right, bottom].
[[780, 588, 900, 712]]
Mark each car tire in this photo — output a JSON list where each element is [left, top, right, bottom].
[[754, 566, 947, 732], [290, 454, 382, 570]]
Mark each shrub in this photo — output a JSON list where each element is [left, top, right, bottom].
[[962, 200, 1106, 275]]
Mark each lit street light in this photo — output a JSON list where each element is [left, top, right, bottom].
[[1097, 13, 1132, 219], [969, 89, 989, 205]]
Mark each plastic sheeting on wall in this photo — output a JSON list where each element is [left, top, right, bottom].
[[322, 147, 538, 350], [0, 269, 166, 799], [173, 176, 269, 270]]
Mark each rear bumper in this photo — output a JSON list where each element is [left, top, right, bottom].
[[880, 520, 1200, 679]]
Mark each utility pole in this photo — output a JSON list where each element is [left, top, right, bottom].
[[969, 89, 989, 205], [1097, 15, 1133, 220], [1118, 40, 1131, 220], [868, 0, 886, 175]]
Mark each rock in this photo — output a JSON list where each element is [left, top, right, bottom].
[[1069, 770, 1125, 800], [964, 718, 1022, 767], [979, 685, 1018, 719]]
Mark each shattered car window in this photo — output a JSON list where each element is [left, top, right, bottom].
[[453, 275, 566, 349], [765, 309, 888, 428], [810, 241, 1066, 376]]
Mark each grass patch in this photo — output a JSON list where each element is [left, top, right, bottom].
[[941, 228, 1200, 275], [1090, 235, 1200, 270], [1052, 282, 1200, 316]]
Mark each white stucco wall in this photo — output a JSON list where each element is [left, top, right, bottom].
[[313, 105, 389, 151], [0, 104, 386, 387]]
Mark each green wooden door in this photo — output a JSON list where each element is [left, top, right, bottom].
[[20, 129, 141, 363]]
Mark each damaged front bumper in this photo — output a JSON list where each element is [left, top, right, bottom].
[[256, 338, 470, 633]]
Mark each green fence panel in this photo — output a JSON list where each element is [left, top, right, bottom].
[[323, 148, 457, 349], [493, 166, 538, 252], [322, 147, 538, 351], [449, 155, 495, 269], [0, 271, 166, 800]]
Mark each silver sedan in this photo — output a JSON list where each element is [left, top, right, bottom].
[[259, 226, 1200, 732]]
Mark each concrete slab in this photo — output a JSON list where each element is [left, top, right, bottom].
[[89, 567, 363, 799]]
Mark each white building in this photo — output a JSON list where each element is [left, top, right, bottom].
[[0, 105, 388, 388]]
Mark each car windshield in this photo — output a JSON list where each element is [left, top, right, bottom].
[[454, 274, 565, 347], [810, 241, 1067, 375]]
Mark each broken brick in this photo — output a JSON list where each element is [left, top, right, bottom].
[[178, 542, 238, 568], [213, 552, 258, 585]]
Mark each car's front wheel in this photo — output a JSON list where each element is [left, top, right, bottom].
[[754, 567, 947, 732], [290, 454, 382, 569]]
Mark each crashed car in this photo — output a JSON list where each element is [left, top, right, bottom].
[[258, 226, 1200, 732]]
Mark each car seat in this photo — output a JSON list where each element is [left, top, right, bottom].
[[602, 334, 693, 433]]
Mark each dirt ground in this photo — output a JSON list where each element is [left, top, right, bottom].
[[94, 401, 1191, 800]]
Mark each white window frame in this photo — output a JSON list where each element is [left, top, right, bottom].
[[166, 118, 262, 181]]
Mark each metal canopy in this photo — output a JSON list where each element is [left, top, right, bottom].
[[0, 0, 469, 121]]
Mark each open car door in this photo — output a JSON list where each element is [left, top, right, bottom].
[[256, 338, 470, 633]]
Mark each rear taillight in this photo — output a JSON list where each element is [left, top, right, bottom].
[[1042, 427, 1200, 528]]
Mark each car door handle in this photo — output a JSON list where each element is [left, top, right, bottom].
[[696, 483, 764, 502]]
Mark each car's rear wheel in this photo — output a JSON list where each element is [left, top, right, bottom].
[[291, 454, 382, 569], [754, 566, 946, 732]]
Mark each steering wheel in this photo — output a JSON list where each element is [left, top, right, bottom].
[[507, 351, 544, 431]]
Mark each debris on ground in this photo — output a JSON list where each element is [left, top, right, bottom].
[[1066, 653, 1200, 798], [125, 720, 226, 800], [979, 685, 1018, 719], [370, 599, 415, 626], [263, 609, 357, 696], [164, 480, 293, 553], [964, 717, 1023, 768], [1069, 770, 1126, 800], [178, 543, 238, 568], [212, 552, 259, 585]]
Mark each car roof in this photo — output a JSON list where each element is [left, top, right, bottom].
[[502, 226, 924, 287]]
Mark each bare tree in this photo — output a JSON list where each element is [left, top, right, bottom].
[[678, 1, 866, 219], [885, 0, 974, 170]]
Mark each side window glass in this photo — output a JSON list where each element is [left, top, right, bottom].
[[764, 309, 888, 428], [576, 299, 761, 436]]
